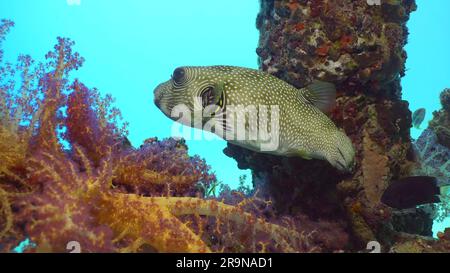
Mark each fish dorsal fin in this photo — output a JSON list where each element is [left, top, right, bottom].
[[301, 81, 336, 113]]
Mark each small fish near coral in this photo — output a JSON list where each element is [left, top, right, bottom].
[[381, 176, 441, 210], [154, 66, 355, 172], [412, 108, 426, 129]]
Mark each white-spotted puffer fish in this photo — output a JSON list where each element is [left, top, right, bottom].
[[154, 66, 355, 172]]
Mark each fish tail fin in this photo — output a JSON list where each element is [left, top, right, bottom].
[[303, 81, 336, 113]]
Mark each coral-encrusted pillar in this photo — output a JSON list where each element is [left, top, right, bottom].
[[224, 0, 418, 249]]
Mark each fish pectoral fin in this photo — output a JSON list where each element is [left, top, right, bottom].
[[213, 82, 225, 106], [302, 81, 336, 113]]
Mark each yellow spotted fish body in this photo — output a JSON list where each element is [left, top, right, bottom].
[[154, 66, 355, 172]]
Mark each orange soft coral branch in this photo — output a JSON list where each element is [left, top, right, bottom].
[[33, 81, 63, 154], [0, 125, 26, 174], [111, 142, 211, 194], [66, 81, 119, 166], [15, 149, 115, 252], [149, 196, 299, 252], [93, 192, 211, 253], [34, 38, 83, 155], [20, 145, 211, 253], [141, 171, 198, 186]]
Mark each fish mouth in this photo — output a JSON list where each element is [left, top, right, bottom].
[[154, 97, 170, 117]]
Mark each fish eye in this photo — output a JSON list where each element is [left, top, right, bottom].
[[172, 68, 186, 85]]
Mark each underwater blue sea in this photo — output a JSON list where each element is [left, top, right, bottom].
[[0, 0, 449, 252]]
